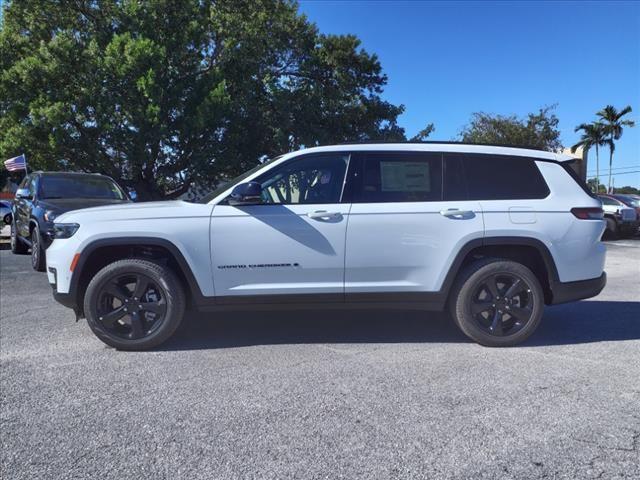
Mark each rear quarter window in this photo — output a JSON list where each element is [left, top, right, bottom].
[[444, 154, 550, 201]]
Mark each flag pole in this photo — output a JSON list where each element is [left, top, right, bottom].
[[24, 154, 28, 174]]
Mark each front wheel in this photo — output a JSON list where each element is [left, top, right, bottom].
[[84, 259, 185, 350], [449, 259, 545, 347], [31, 225, 47, 272]]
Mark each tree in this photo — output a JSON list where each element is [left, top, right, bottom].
[[459, 106, 562, 152], [0, 0, 411, 200], [596, 105, 635, 193], [615, 185, 640, 195], [410, 123, 435, 142], [587, 178, 606, 194], [571, 122, 609, 191]]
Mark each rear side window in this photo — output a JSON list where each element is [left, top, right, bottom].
[[444, 154, 549, 200], [352, 152, 442, 203]]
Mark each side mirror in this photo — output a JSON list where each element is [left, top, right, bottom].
[[15, 188, 31, 200], [228, 182, 263, 206], [127, 188, 138, 202]]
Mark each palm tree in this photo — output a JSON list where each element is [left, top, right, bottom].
[[571, 122, 608, 192], [597, 105, 635, 193]]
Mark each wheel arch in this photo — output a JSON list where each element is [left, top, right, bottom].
[[71, 237, 205, 316], [442, 236, 560, 305]]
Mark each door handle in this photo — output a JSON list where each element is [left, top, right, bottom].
[[440, 208, 474, 218], [308, 210, 342, 220]]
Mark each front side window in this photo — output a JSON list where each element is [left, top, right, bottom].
[[353, 152, 442, 203], [256, 154, 349, 205], [29, 177, 38, 197]]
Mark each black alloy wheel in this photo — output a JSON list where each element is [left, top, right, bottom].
[[95, 273, 167, 341], [469, 273, 534, 337], [450, 258, 544, 347], [84, 259, 185, 350], [31, 225, 46, 271]]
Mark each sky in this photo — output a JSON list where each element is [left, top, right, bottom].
[[299, 0, 640, 187]]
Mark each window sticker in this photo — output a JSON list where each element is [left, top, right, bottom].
[[380, 161, 430, 192]]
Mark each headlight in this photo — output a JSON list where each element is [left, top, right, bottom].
[[44, 210, 58, 222], [53, 223, 80, 239]]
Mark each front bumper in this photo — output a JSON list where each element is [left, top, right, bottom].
[[49, 266, 80, 314], [550, 272, 607, 305]]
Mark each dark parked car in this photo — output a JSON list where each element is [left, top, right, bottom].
[[11, 172, 131, 271]]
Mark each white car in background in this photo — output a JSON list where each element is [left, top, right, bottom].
[[598, 194, 638, 238], [1, 200, 12, 225], [45, 143, 607, 350]]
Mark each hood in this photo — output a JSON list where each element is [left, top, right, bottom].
[[54, 200, 212, 224], [39, 198, 129, 213]]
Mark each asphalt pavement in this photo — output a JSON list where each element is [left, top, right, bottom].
[[1, 239, 639, 479]]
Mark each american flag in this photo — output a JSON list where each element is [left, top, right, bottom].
[[4, 154, 26, 172]]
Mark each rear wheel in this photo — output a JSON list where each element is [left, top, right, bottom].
[[450, 258, 544, 347], [84, 259, 185, 350], [3, 213, 11, 225], [31, 225, 47, 272], [10, 221, 28, 254]]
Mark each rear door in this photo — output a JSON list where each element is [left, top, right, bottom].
[[344, 151, 484, 299]]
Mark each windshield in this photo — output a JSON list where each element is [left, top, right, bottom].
[[199, 155, 283, 204], [40, 176, 126, 200]]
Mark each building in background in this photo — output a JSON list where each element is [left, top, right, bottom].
[[561, 145, 588, 180]]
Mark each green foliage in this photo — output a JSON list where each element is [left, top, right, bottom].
[[587, 178, 607, 194], [615, 185, 640, 195], [596, 105, 635, 192], [0, 0, 412, 199], [459, 106, 562, 152], [409, 123, 435, 142]]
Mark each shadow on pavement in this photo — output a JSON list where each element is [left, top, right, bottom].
[[159, 300, 640, 351]]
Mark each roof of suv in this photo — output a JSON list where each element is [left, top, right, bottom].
[[291, 143, 573, 162]]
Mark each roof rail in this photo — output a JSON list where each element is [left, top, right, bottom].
[[331, 140, 551, 152]]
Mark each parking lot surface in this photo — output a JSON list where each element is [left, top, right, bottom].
[[1, 239, 639, 479]]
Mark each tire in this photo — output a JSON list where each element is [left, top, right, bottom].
[[449, 258, 545, 347], [3, 213, 11, 225], [84, 259, 185, 351], [31, 224, 47, 272], [605, 217, 618, 239], [10, 221, 29, 255]]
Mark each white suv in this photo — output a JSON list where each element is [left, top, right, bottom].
[[46, 143, 607, 350]]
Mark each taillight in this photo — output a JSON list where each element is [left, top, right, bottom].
[[571, 207, 604, 220]]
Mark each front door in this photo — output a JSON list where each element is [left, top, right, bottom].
[[210, 153, 351, 302]]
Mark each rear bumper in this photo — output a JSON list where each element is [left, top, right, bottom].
[[550, 272, 606, 305]]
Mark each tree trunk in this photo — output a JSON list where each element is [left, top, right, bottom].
[[607, 136, 614, 193], [595, 144, 599, 193]]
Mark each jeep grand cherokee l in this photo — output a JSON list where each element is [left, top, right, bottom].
[[46, 144, 606, 350]]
